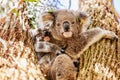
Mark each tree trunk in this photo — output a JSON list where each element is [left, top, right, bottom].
[[77, 0, 120, 80], [0, 3, 45, 80], [0, 0, 120, 80]]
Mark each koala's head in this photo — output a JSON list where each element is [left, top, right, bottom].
[[42, 9, 90, 41], [30, 28, 51, 43]]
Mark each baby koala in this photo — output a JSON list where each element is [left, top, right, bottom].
[[41, 9, 118, 80], [30, 28, 65, 78]]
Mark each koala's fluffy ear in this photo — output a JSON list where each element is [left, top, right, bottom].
[[76, 11, 91, 32], [42, 12, 55, 29]]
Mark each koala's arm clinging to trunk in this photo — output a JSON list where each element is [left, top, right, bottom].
[[67, 27, 118, 59]]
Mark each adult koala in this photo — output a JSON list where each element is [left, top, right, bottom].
[[34, 9, 118, 80]]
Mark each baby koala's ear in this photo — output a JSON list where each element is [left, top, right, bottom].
[[42, 12, 55, 29], [76, 11, 91, 32]]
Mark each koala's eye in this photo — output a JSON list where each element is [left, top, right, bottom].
[[72, 21, 75, 24], [57, 23, 60, 26]]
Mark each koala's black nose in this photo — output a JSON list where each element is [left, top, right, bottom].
[[43, 30, 50, 36], [63, 21, 70, 31]]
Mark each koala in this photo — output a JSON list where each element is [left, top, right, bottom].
[[40, 9, 118, 80], [30, 28, 65, 78]]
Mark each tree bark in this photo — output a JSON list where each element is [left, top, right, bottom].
[[0, 0, 120, 80], [78, 0, 120, 80], [0, 3, 45, 80]]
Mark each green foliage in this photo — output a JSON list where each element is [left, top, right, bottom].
[[13, 9, 19, 17], [48, 8, 54, 12], [25, 0, 38, 2]]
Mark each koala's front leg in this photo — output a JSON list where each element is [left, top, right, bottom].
[[34, 41, 64, 55], [78, 27, 118, 55]]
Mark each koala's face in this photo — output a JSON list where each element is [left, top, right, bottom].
[[53, 10, 79, 40], [30, 28, 51, 43]]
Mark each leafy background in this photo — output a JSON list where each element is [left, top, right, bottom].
[[1, 0, 119, 28], [0, 0, 79, 28]]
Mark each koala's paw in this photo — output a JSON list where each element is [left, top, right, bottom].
[[111, 35, 118, 41], [111, 32, 118, 41], [104, 30, 118, 41], [55, 49, 65, 56]]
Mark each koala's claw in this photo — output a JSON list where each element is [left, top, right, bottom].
[[111, 36, 118, 41], [55, 49, 65, 56], [61, 49, 65, 53], [56, 51, 61, 56], [108, 33, 118, 41], [104, 30, 118, 42]]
